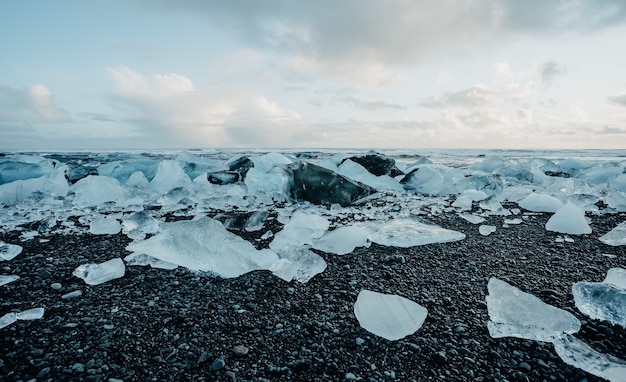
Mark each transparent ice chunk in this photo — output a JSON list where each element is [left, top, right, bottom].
[[0, 241, 22, 261], [73, 258, 126, 285], [553, 334, 626, 382]]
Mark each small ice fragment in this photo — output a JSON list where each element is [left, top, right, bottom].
[[604, 268, 626, 289], [0, 275, 19, 287], [355, 218, 465, 248], [354, 290, 428, 341], [0, 241, 23, 261], [62, 290, 83, 299], [553, 334, 626, 382], [479, 225, 496, 236], [0, 312, 17, 329], [16, 307, 44, 320], [504, 218, 523, 225], [124, 253, 178, 270], [599, 222, 626, 246], [545, 202, 591, 235], [312, 225, 369, 255], [486, 278, 581, 342], [270, 247, 327, 283], [573, 281, 626, 328], [459, 213, 486, 225], [73, 258, 125, 285]]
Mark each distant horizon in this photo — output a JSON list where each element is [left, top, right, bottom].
[[2, 1, 626, 150]]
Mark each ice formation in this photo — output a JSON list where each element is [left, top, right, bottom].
[[269, 247, 327, 283], [89, 214, 122, 235], [553, 335, 626, 382], [599, 221, 626, 246], [0, 308, 45, 329], [354, 289, 428, 341], [573, 268, 626, 327], [355, 218, 465, 248], [0, 275, 19, 287], [518, 192, 563, 212], [479, 225, 496, 236], [269, 211, 330, 252], [73, 258, 126, 285], [0, 241, 22, 261], [126, 217, 278, 278], [486, 278, 581, 342], [71, 175, 128, 207], [124, 253, 178, 270], [545, 202, 592, 235], [312, 225, 370, 255]]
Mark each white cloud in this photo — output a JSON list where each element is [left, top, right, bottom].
[[608, 94, 626, 107], [107, 66, 302, 147], [0, 84, 68, 123]]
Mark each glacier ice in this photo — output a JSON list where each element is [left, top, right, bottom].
[[0, 313, 17, 329], [124, 253, 178, 270], [269, 247, 327, 283], [459, 213, 486, 225], [312, 225, 370, 255], [518, 192, 563, 212], [600, 222, 626, 246], [16, 307, 45, 320], [486, 278, 581, 342], [553, 334, 626, 382], [545, 202, 592, 235], [89, 214, 122, 235], [0, 275, 20, 286], [73, 258, 126, 285], [573, 270, 626, 328], [479, 225, 497, 236], [0, 241, 23, 261], [121, 211, 160, 240], [336, 159, 403, 192], [148, 160, 192, 195], [0, 165, 69, 204], [355, 218, 465, 248], [126, 217, 278, 278], [269, 210, 330, 253], [354, 289, 428, 341], [72, 175, 128, 207]]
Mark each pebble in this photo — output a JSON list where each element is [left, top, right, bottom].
[[518, 362, 531, 372], [51, 282, 62, 290], [233, 345, 249, 356], [211, 358, 225, 371]]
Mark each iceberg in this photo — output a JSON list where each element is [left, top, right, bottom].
[[354, 290, 428, 341], [553, 334, 626, 382], [121, 211, 160, 241], [72, 175, 128, 207], [126, 217, 278, 278], [0, 241, 23, 261], [599, 222, 626, 246], [312, 225, 370, 255], [486, 278, 580, 342], [355, 218, 465, 248], [149, 160, 192, 195], [73, 258, 126, 285], [0, 165, 69, 204], [545, 202, 592, 235], [342, 153, 404, 177], [336, 160, 403, 192]]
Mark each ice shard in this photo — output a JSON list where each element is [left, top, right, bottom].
[[16, 307, 45, 320], [553, 334, 626, 382], [518, 192, 563, 212], [269, 247, 327, 283], [355, 218, 465, 248], [0, 275, 20, 286], [312, 225, 370, 255], [486, 278, 581, 342], [73, 258, 126, 285], [354, 290, 428, 341], [269, 210, 330, 252], [72, 175, 128, 207], [545, 202, 592, 235], [599, 221, 626, 246], [0, 241, 23, 261], [573, 271, 626, 328]]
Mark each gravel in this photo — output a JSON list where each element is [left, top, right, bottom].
[[0, 207, 625, 381]]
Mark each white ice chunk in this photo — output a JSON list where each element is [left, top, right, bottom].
[[122, 211, 160, 240], [479, 225, 497, 236], [124, 253, 178, 270], [125, 170, 150, 187], [356, 218, 465, 248], [553, 334, 626, 382], [16, 307, 44, 320], [504, 218, 523, 225], [604, 268, 626, 289], [72, 175, 128, 207], [337, 160, 403, 191], [126, 217, 278, 278], [269, 247, 327, 283], [0, 241, 23, 261], [73, 258, 126, 285], [354, 290, 428, 341], [459, 213, 486, 225], [545, 202, 592, 235], [518, 192, 563, 212], [452, 190, 488, 211], [0, 275, 19, 286], [312, 225, 370, 255], [486, 278, 581, 342], [0, 312, 17, 329], [270, 211, 330, 252], [89, 215, 122, 235], [149, 160, 192, 194], [573, 280, 626, 328], [479, 196, 511, 216], [0, 165, 69, 204], [599, 222, 626, 246]]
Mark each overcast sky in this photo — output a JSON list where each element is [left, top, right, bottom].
[[2, 0, 626, 150]]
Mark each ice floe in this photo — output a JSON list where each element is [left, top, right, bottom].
[[354, 289, 428, 341]]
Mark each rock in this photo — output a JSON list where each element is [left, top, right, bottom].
[[287, 162, 376, 207], [233, 345, 249, 356], [211, 358, 225, 371]]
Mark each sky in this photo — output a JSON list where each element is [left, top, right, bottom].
[[1, 0, 626, 150]]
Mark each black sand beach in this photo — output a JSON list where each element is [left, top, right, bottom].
[[1, 208, 625, 381]]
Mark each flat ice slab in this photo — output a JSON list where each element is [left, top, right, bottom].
[[599, 222, 626, 246], [0, 241, 22, 261], [312, 225, 369, 255], [0, 275, 19, 287], [486, 278, 580, 342], [553, 334, 626, 382], [126, 217, 278, 278], [573, 271, 626, 328], [354, 289, 428, 341], [545, 202, 591, 235], [355, 218, 465, 248], [73, 258, 126, 285]]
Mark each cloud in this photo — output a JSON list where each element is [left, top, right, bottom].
[[0, 84, 69, 123], [107, 66, 302, 147], [338, 96, 405, 112], [136, 0, 626, 85], [420, 83, 531, 109], [539, 61, 566, 87], [596, 126, 626, 134], [607, 94, 626, 107]]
